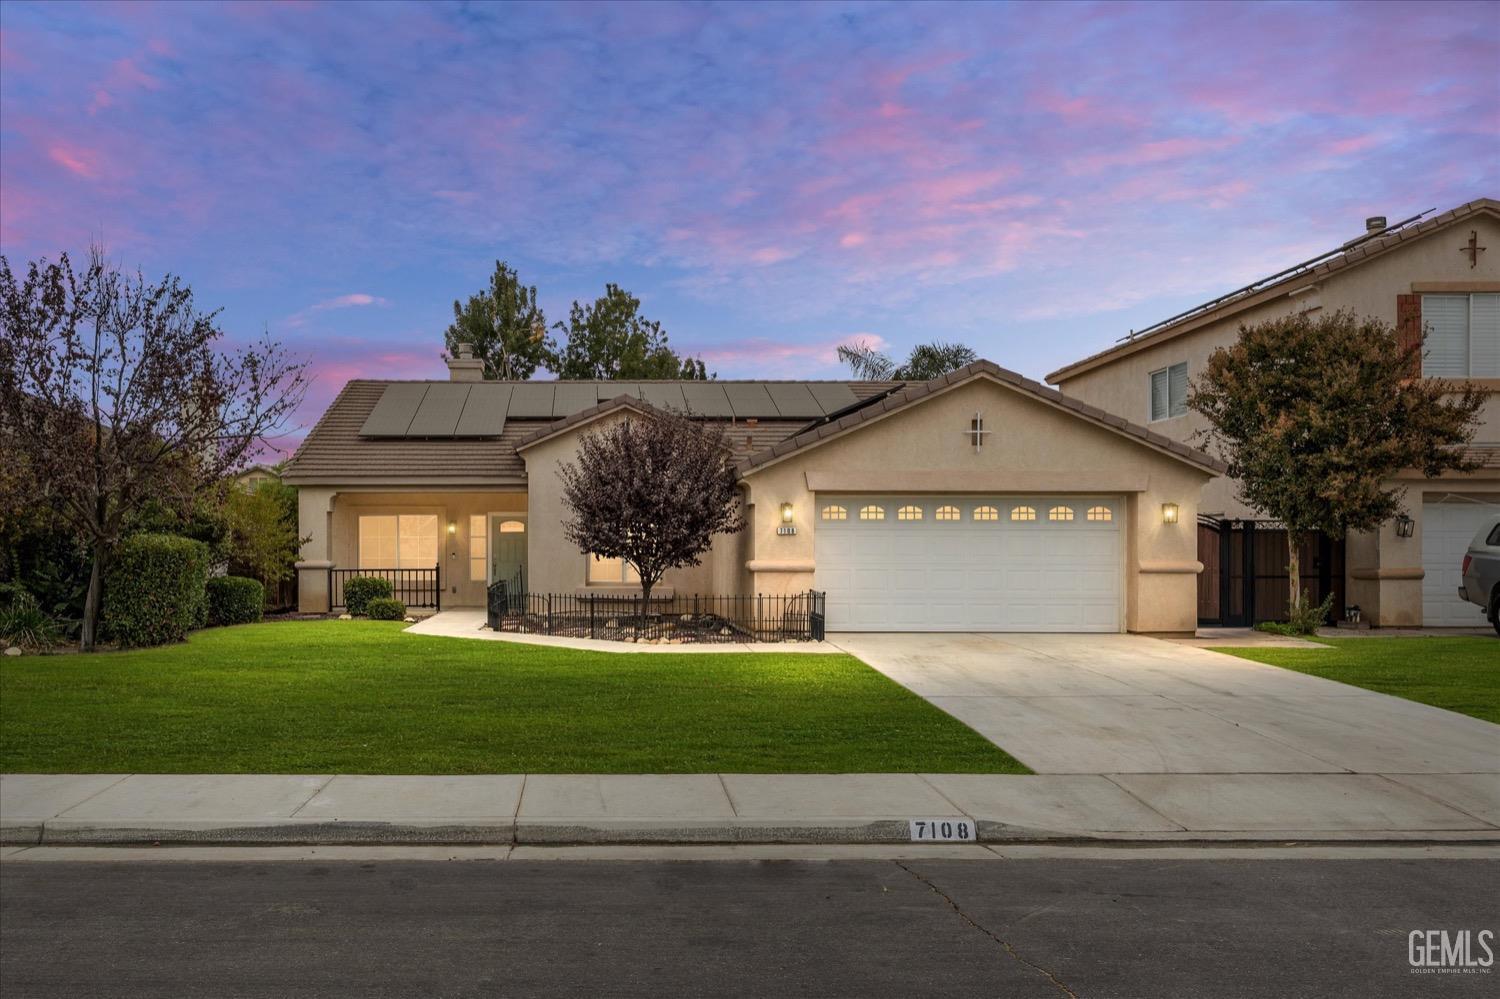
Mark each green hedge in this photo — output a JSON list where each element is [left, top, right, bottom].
[[206, 576, 265, 627], [104, 533, 210, 647], [366, 597, 407, 621], [342, 575, 392, 616]]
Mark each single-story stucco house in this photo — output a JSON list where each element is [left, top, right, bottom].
[[285, 357, 1226, 635], [1047, 197, 1499, 628]]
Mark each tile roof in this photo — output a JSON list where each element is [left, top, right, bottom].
[[734, 359, 1230, 477], [285, 380, 830, 486], [1047, 197, 1500, 385]]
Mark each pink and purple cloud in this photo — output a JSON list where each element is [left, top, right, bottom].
[[1, 0, 1496, 452]]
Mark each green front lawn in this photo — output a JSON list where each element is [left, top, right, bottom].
[[0, 621, 1025, 774], [1216, 637, 1500, 723]]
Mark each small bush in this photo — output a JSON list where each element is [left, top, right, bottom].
[[1256, 592, 1335, 637], [206, 576, 265, 627], [342, 575, 392, 616], [0, 590, 62, 650], [104, 533, 210, 647], [366, 597, 407, 621]]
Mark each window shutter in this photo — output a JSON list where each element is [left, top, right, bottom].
[[1168, 363, 1189, 417], [1396, 294, 1422, 378], [1421, 294, 1470, 378], [1150, 370, 1168, 421], [1472, 293, 1500, 377]]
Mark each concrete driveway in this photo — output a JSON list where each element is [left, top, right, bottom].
[[830, 633, 1500, 776]]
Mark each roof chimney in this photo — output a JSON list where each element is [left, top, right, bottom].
[[1365, 215, 1387, 234], [446, 342, 485, 382]]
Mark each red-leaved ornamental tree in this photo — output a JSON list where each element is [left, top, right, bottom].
[[557, 407, 745, 604], [0, 247, 308, 650]]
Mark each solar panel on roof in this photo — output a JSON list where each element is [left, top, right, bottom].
[[765, 383, 823, 419], [679, 383, 734, 417], [454, 383, 511, 436], [638, 383, 687, 411], [406, 383, 471, 437], [723, 383, 777, 418], [808, 382, 859, 413], [507, 383, 556, 418], [553, 384, 599, 417], [358, 384, 429, 437], [596, 383, 642, 404]]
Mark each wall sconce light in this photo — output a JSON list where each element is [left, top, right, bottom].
[[1394, 513, 1414, 538], [1161, 502, 1180, 525], [447, 521, 457, 536], [780, 502, 795, 524]]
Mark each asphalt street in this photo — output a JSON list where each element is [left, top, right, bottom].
[[2, 854, 1497, 998]]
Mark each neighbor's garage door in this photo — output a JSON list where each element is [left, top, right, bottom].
[[1422, 498, 1500, 627], [814, 496, 1122, 632]]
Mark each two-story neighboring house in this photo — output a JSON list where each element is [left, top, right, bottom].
[[1047, 198, 1500, 629]]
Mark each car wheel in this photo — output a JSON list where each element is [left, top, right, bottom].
[[1492, 591, 1500, 637]]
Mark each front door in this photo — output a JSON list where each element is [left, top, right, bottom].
[[489, 515, 528, 592]]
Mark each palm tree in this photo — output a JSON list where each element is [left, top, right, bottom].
[[836, 339, 977, 381]]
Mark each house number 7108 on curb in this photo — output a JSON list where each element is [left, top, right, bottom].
[[908, 819, 975, 842]]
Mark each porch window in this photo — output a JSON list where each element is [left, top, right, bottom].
[[469, 515, 487, 581], [588, 555, 641, 585], [358, 514, 439, 569]]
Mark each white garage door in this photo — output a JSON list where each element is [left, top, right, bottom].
[[1422, 499, 1500, 627], [814, 496, 1122, 632]]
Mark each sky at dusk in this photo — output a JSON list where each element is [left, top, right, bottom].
[[2, 0, 1497, 456]]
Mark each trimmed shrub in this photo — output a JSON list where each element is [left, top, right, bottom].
[[366, 597, 407, 621], [206, 576, 265, 627], [0, 590, 62, 650], [342, 575, 392, 616], [103, 533, 210, 647]]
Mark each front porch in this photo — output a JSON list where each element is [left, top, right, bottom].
[[295, 489, 528, 613]]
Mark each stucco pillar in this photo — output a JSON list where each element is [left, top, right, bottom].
[[1346, 491, 1424, 627], [295, 487, 336, 613], [1126, 483, 1202, 636]]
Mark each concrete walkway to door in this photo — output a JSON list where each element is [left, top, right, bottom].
[[828, 633, 1500, 777]]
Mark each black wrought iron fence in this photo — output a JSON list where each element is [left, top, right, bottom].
[[330, 565, 441, 611], [487, 589, 826, 643]]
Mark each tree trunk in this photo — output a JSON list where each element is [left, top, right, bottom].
[[80, 547, 104, 652], [1286, 531, 1302, 618]]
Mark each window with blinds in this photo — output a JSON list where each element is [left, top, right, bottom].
[[1422, 294, 1500, 378], [358, 514, 439, 569], [1149, 362, 1188, 421]]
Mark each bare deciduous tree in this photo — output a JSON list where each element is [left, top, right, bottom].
[[557, 407, 744, 604], [0, 247, 308, 649]]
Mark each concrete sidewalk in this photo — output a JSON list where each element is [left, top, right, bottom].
[[4, 772, 1497, 847]]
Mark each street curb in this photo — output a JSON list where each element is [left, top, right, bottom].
[[11, 818, 1500, 848]]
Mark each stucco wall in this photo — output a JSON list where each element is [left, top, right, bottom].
[[297, 489, 524, 611], [1054, 213, 1500, 520], [737, 376, 1212, 634], [519, 415, 728, 597]]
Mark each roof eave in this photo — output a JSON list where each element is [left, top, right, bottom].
[[1046, 197, 1500, 385], [736, 360, 1227, 478]]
